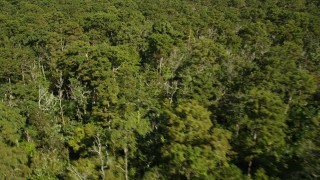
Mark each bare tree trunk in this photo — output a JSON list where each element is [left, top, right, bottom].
[[248, 131, 257, 177], [124, 147, 128, 180], [21, 64, 25, 85], [58, 89, 64, 124], [68, 165, 86, 180], [56, 72, 65, 125], [248, 158, 252, 177], [38, 84, 41, 109], [159, 57, 163, 74], [284, 95, 292, 115], [235, 123, 240, 137], [7, 78, 14, 107], [93, 135, 105, 180]]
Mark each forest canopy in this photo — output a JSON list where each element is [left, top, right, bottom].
[[0, 0, 320, 179]]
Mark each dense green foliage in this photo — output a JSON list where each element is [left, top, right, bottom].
[[0, 0, 320, 179]]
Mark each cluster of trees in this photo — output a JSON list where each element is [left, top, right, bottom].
[[0, 0, 320, 179]]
